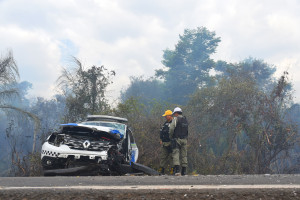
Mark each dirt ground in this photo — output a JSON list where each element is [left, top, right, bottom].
[[0, 188, 299, 200]]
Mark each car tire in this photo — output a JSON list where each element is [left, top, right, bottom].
[[131, 163, 159, 176]]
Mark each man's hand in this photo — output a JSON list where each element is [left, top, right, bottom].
[[159, 140, 162, 145]]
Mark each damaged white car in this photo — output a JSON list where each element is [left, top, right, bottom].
[[41, 115, 158, 176]]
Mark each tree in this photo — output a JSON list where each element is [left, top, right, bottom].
[[29, 95, 66, 142], [0, 51, 19, 101], [0, 51, 41, 176], [0, 51, 40, 153], [156, 27, 221, 105], [186, 70, 297, 174], [57, 57, 115, 122], [215, 57, 276, 90], [120, 76, 167, 106]]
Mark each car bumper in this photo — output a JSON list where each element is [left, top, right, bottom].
[[41, 142, 108, 161]]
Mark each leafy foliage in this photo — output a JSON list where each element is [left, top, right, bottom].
[[57, 57, 115, 122], [0, 51, 40, 153], [0, 51, 42, 176], [113, 27, 299, 174], [186, 71, 297, 174], [155, 27, 221, 105], [1, 26, 300, 177], [0, 51, 19, 85], [0, 51, 19, 102], [114, 97, 174, 169], [120, 76, 167, 106], [215, 57, 276, 90], [118, 70, 298, 175]]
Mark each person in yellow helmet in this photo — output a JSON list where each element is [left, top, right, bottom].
[[158, 110, 173, 175]]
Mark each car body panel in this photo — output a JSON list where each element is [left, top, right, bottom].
[[41, 115, 139, 175]]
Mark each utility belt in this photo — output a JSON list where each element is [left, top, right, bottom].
[[174, 136, 187, 139], [163, 144, 172, 153], [171, 137, 187, 149]]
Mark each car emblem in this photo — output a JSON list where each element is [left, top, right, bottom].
[[83, 140, 91, 149]]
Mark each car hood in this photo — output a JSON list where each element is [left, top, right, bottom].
[[60, 123, 124, 141]]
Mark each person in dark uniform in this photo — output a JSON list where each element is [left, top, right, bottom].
[[169, 107, 188, 176], [158, 110, 173, 175]]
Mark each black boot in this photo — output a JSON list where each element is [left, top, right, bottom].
[[158, 167, 165, 175], [181, 167, 187, 176], [174, 165, 180, 176]]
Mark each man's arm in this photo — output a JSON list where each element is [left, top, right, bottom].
[[159, 125, 163, 140], [169, 117, 177, 139], [159, 124, 163, 144]]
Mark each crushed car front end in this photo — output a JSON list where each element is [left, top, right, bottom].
[[41, 116, 139, 175]]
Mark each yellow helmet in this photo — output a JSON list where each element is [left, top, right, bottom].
[[162, 110, 172, 116]]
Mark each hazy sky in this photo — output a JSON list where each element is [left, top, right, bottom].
[[1, 0, 300, 104]]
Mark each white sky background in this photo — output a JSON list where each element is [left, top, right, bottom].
[[0, 0, 300, 104]]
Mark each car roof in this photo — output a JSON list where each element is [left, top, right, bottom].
[[86, 115, 128, 123]]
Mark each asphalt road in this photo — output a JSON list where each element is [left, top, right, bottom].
[[0, 174, 300, 199]]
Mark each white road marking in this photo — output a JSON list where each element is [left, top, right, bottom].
[[1, 185, 300, 190]]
